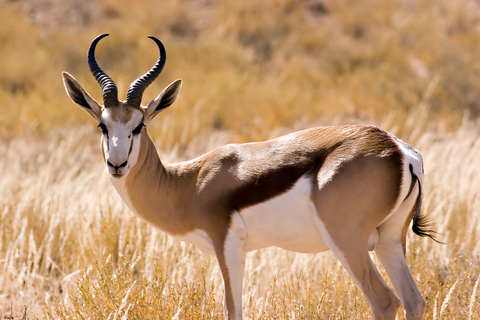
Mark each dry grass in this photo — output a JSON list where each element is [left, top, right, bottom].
[[1, 0, 480, 318], [0, 119, 479, 319]]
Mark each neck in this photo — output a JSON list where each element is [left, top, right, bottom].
[[110, 130, 197, 235]]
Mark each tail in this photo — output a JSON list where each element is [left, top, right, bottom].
[[409, 165, 441, 243]]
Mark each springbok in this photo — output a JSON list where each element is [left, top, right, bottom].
[[62, 34, 435, 320]]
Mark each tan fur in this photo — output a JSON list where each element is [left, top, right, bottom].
[[108, 102, 136, 123], [121, 125, 401, 238]]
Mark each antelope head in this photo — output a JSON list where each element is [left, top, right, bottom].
[[62, 34, 182, 178]]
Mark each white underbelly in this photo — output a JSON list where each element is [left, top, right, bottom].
[[174, 229, 216, 255], [240, 175, 329, 253], [170, 176, 331, 255]]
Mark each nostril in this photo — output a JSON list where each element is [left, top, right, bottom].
[[107, 160, 127, 169]]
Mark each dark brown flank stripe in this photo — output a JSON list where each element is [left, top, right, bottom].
[[226, 152, 328, 212], [205, 126, 404, 217]]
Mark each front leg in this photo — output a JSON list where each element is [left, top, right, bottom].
[[214, 214, 247, 320]]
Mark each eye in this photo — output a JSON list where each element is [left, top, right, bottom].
[[98, 123, 108, 135], [132, 123, 144, 135]]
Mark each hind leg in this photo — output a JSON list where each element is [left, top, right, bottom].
[[314, 214, 400, 320], [312, 155, 409, 319], [375, 185, 426, 320], [374, 242, 425, 320]]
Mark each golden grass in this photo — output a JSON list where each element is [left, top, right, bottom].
[[0, 119, 478, 319], [1, 0, 480, 318]]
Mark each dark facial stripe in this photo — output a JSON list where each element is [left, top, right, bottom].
[[128, 136, 134, 157]]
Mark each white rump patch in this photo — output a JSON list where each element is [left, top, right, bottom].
[[380, 136, 424, 224]]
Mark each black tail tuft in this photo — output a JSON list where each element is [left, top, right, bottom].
[[410, 169, 442, 243]]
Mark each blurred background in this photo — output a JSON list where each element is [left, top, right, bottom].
[[2, 0, 480, 318], [2, 0, 480, 144]]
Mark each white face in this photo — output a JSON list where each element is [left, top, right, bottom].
[[99, 107, 145, 179], [63, 72, 182, 179]]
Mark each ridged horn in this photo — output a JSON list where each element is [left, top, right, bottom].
[[88, 34, 119, 108], [126, 36, 166, 109]]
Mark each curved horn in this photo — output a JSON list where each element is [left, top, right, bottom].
[[126, 36, 166, 109], [88, 33, 119, 108]]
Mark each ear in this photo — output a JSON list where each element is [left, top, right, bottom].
[[144, 79, 183, 124], [62, 72, 102, 122]]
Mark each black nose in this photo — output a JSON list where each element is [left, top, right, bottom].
[[107, 160, 128, 169]]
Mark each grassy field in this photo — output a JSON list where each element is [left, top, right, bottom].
[[1, 0, 480, 318]]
